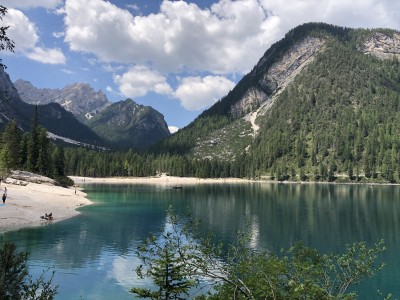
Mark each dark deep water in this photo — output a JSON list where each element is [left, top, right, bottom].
[[1, 182, 400, 299]]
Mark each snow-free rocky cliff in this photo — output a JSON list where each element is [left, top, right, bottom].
[[14, 80, 110, 119], [193, 36, 326, 159], [362, 32, 400, 60]]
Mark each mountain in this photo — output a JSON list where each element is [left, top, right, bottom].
[[155, 23, 400, 182], [14, 80, 171, 150], [14, 80, 110, 120], [85, 98, 170, 150], [0, 67, 105, 148]]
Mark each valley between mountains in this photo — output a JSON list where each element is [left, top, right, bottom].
[[2, 23, 400, 183]]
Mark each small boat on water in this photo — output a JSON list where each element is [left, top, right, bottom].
[[172, 186, 183, 190]]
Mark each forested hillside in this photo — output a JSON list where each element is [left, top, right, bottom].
[[0, 67, 105, 147], [151, 23, 351, 155], [85, 99, 171, 150], [252, 36, 400, 182], [5, 23, 400, 183], [0, 108, 72, 186]]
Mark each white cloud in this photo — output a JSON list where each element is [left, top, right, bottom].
[[63, 0, 278, 75], [113, 65, 173, 98], [3, 9, 38, 51], [126, 4, 140, 11], [26, 47, 66, 64], [259, 0, 400, 35], [53, 31, 65, 38], [1, 0, 63, 9], [106, 86, 114, 92], [174, 76, 235, 111], [63, 0, 400, 78], [2, 9, 66, 64], [168, 126, 179, 134], [61, 68, 74, 74]]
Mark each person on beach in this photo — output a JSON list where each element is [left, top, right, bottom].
[[4, 187, 7, 196], [2, 193, 6, 204]]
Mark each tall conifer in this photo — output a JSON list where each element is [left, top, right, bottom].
[[26, 105, 40, 172]]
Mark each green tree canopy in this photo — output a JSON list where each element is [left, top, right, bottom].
[[0, 242, 58, 300], [0, 4, 15, 68], [132, 210, 387, 300]]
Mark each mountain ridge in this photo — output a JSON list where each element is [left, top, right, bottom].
[[86, 98, 171, 150], [14, 80, 111, 119], [0, 68, 106, 148], [152, 22, 400, 182], [13, 79, 171, 150]]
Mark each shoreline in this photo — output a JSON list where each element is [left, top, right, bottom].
[[70, 175, 398, 186], [0, 181, 92, 234], [70, 175, 255, 186], [1, 175, 395, 234]]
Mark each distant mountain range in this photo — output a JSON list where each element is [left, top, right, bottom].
[[0, 67, 104, 148], [0, 70, 170, 150], [14, 80, 110, 120], [7, 22, 400, 183]]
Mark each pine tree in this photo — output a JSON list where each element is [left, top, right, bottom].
[[52, 146, 65, 178], [131, 208, 196, 300], [26, 106, 40, 173], [19, 134, 28, 170], [36, 127, 50, 176], [0, 120, 21, 169], [0, 242, 58, 299]]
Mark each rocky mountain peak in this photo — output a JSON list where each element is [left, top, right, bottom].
[[86, 98, 170, 150], [14, 80, 111, 118]]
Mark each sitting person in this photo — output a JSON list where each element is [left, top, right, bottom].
[[41, 213, 53, 221]]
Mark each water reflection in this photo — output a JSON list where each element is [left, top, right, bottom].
[[1, 183, 400, 299]]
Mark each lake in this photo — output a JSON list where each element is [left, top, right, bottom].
[[1, 182, 400, 299]]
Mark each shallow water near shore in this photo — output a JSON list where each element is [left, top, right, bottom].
[[2, 182, 400, 299]]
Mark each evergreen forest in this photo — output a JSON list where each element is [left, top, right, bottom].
[[0, 107, 71, 186], [2, 23, 400, 184]]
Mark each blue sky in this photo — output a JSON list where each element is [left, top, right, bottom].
[[1, 0, 400, 131]]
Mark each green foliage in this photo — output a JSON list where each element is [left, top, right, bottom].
[[0, 4, 15, 69], [60, 24, 400, 183], [245, 28, 400, 182], [86, 99, 170, 150], [0, 120, 21, 171], [131, 207, 197, 299], [133, 213, 387, 300], [0, 109, 72, 185], [0, 242, 58, 300], [26, 106, 40, 172], [153, 115, 230, 155]]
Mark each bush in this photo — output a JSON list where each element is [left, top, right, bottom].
[[0, 242, 58, 300]]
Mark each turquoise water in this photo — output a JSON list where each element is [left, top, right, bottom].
[[1, 183, 400, 299]]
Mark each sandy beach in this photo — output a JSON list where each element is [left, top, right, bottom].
[[0, 181, 91, 233], [70, 175, 254, 186]]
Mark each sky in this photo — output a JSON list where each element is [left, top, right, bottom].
[[1, 0, 400, 132]]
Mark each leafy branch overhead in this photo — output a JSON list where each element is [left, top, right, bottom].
[[0, 5, 15, 68]]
